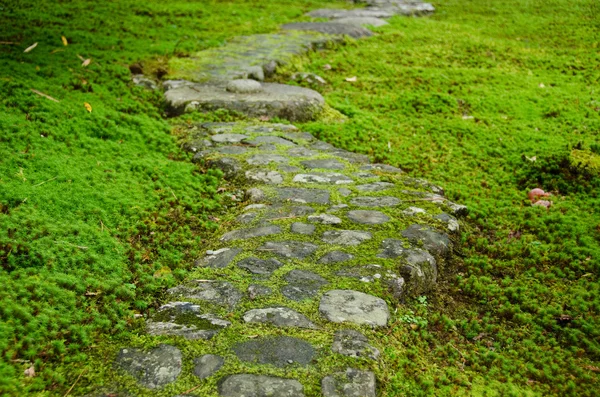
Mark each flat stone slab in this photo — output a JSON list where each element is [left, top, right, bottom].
[[291, 222, 316, 235], [164, 81, 324, 122], [355, 182, 395, 192], [322, 368, 376, 397], [322, 230, 372, 246], [349, 196, 400, 207], [336, 264, 398, 283], [244, 135, 297, 147], [308, 214, 343, 225], [221, 225, 282, 241], [282, 22, 373, 39], [332, 329, 380, 360], [218, 145, 248, 155], [147, 302, 231, 340], [276, 187, 330, 204], [264, 205, 316, 219], [247, 154, 289, 165], [211, 133, 249, 143], [197, 248, 242, 268], [435, 212, 460, 232], [243, 307, 317, 329], [319, 290, 389, 326], [319, 251, 355, 264], [288, 147, 318, 157], [336, 16, 389, 27], [307, 8, 395, 19], [401, 224, 451, 257], [282, 270, 329, 301], [207, 157, 242, 179], [218, 374, 304, 397], [194, 354, 224, 379], [360, 163, 403, 173], [232, 336, 315, 367], [257, 241, 319, 259], [115, 344, 182, 389], [377, 240, 438, 294], [246, 170, 284, 184], [168, 281, 243, 308], [293, 172, 354, 184], [347, 210, 390, 225], [237, 257, 283, 276], [301, 159, 346, 170], [247, 284, 273, 299]]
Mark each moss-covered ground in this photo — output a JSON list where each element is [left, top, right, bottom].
[[1, 0, 599, 395]]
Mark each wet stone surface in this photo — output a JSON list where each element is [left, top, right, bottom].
[[322, 368, 377, 397], [276, 187, 330, 204], [349, 196, 400, 207], [257, 241, 319, 259], [319, 251, 355, 264], [401, 224, 451, 257], [168, 281, 243, 308], [347, 210, 390, 225], [197, 248, 242, 268], [322, 230, 372, 246], [237, 257, 283, 276], [193, 354, 224, 379], [221, 225, 282, 241], [282, 270, 329, 301], [319, 290, 389, 326], [233, 336, 316, 367], [332, 329, 380, 360], [218, 374, 305, 397], [115, 344, 182, 389], [243, 307, 317, 329], [147, 302, 231, 340]]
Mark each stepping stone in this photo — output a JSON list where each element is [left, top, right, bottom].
[[307, 8, 395, 19], [243, 307, 317, 329], [347, 210, 390, 225], [349, 196, 400, 207], [293, 173, 354, 184], [279, 165, 301, 173], [377, 240, 438, 293], [282, 22, 373, 39], [237, 257, 283, 276], [355, 182, 395, 192], [377, 238, 407, 259], [301, 159, 345, 170], [211, 133, 249, 143], [217, 145, 248, 155], [322, 230, 372, 246], [197, 248, 242, 268], [218, 374, 304, 397], [280, 131, 315, 143], [291, 222, 316, 235], [447, 201, 469, 217], [288, 147, 317, 157], [115, 344, 182, 389], [282, 270, 329, 301], [308, 214, 342, 225], [200, 122, 237, 133], [207, 157, 242, 179], [360, 163, 403, 173], [257, 241, 318, 259], [354, 171, 378, 179], [247, 154, 289, 165], [322, 368, 376, 397], [276, 187, 330, 204], [401, 224, 451, 257], [232, 336, 315, 367], [247, 284, 273, 299], [164, 82, 324, 122], [402, 177, 444, 195], [226, 79, 263, 93], [221, 225, 281, 241], [245, 170, 284, 184], [147, 302, 231, 340], [330, 150, 370, 164], [237, 212, 258, 224], [336, 16, 389, 27], [332, 329, 380, 360], [311, 140, 337, 151], [435, 213, 460, 232], [319, 290, 389, 326], [319, 251, 354, 264], [245, 187, 265, 202], [193, 354, 224, 379], [243, 135, 296, 147], [403, 206, 426, 216], [336, 264, 398, 283], [328, 204, 349, 212], [265, 205, 316, 219], [168, 281, 243, 308], [338, 187, 352, 197], [245, 123, 298, 133]]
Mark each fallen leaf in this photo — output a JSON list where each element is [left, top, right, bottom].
[[539, 83, 545, 88], [24, 366, 35, 377], [31, 89, 60, 103], [323, 64, 332, 70], [84, 102, 92, 113], [473, 333, 487, 341], [525, 155, 537, 162], [61, 36, 68, 46], [409, 323, 418, 330], [82, 58, 91, 67], [345, 76, 357, 82], [24, 42, 38, 53], [50, 49, 64, 54]]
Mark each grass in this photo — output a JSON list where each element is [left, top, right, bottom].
[[1, 0, 599, 395]]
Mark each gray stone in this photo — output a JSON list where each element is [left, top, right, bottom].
[[307, 8, 395, 18], [207, 157, 242, 179], [115, 344, 182, 389], [200, 122, 237, 133], [291, 222, 316, 235], [332, 329, 380, 360], [308, 214, 342, 225], [197, 248, 242, 268], [354, 171, 378, 179], [218, 374, 304, 397], [338, 187, 352, 197], [401, 224, 451, 257], [322, 368, 376, 397], [282, 270, 329, 301], [232, 336, 315, 368], [237, 212, 258, 224], [349, 196, 400, 207], [168, 281, 243, 308], [226, 79, 263, 94], [355, 182, 395, 192], [377, 239, 407, 259], [257, 241, 318, 259], [336, 17, 389, 27], [293, 172, 354, 184], [132, 74, 157, 90], [244, 135, 296, 147], [237, 257, 283, 276], [247, 154, 289, 165], [243, 307, 317, 329], [218, 145, 248, 155], [435, 213, 460, 232], [387, 277, 406, 301], [146, 302, 231, 340], [245, 187, 265, 203], [347, 210, 390, 225], [360, 163, 403, 173], [447, 201, 468, 217], [211, 133, 249, 143], [311, 140, 337, 151], [281, 131, 315, 143], [193, 354, 224, 379], [279, 165, 301, 173], [328, 204, 349, 212], [221, 225, 281, 241], [288, 147, 318, 157], [292, 72, 327, 86], [245, 170, 283, 184], [336, 264, 398, 283], [322, 230, 372, 246], [247, 284, 273, 299], [402, 206, 426, 216], [265, 205, 315, 220], [402, 177, 444, 195], [282, 22, 373, 39], [319, 251, 355, 264], [276, 187, 330, 204], [319, 290, 389, 326], [301, 159, 345, 170], [331, 150, 370, 164]]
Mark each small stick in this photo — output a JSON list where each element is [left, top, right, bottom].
[[181, 384, 202, 395], [56, 241, 88, 250], [64, 368, 87, 396], [31, 89, 60, 102], [33, 176, 57, 187]]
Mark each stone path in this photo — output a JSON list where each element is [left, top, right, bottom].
[[109, 1, 465, 396]]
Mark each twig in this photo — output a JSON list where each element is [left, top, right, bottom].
[[55, 241, 88, 250], [100, 219, 111, 232], [0, 41, 17, 44], [33, 176, 57, 187], [169, 187, 178, 200], [181, 384, 202, 395], [31, 89, 60, 103], [64, 368, 87, 396], [449, 343, 466, 371]]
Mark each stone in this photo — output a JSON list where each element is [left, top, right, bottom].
[[308, 214, 343, 225], [211, 133, 249, 143], [232, 336, 315, 367], [237, 257, 283, 276], [132, 74, 157, 90], [338, 187, 352, 197], [401, 224, 451, 257], [247, 154, 289, 165], [247, 284, 273, 299], [447, 201, 469, 217], [311, 140, 337, 151], [279, 165, 301, 173], [336, 16, 389, 27], [243, 307, 317, 329], [336, 264, 398, 283], [402, 177, 444, 195], [306, 8, 395, 19], [115, 344, 182, 389], [288, 147, 317, 157], [264, 205, 315, 219], [301, 159, 345, 170], [322, 369, 376, 397], [276, 187, 330, 204], [328, 204, 349, 212], [282, 22, 373, 39], [322, 230, 372, 246], [292, 72, 327, 86], [193, 354, 224, 379], [257, 241, 318, 259], [354, 171, 377, 179], [293, 173, 354, 184], [347, 210, 390, 225], [218, 374, 304, 397], [217, 145, 248, 155], [349, 196, 400, 207], [237, 212, 258, 224], [291, 222, 316, 235], [387, 277, 406, 301], [319, 290, 389, 326], [196, 248, 242, 268], [280, 131, 315, 143], [165, 82, 324, 122], [355, 182, 395, 192], [245, 187, 266, 202], [226, 79, 263, 94], [332, 329, 380, 360], [244, 135, 296, 147], [207, 157, 242, 179], [168, 281, 243, 308], [435, 213, 460, 232], [360, 163, 403, 173], [147, 302, 231, 340], [245, 170, 284, 184], [403, 206, 426, 216], [331, 150, 370, 164], [221, 225, 281, 241], [377, 239, 407, 259], [282, 270, 329, 301], [319, 251, 355, 264]]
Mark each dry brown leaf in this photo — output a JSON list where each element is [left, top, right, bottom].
[[84, 102, 92, 113], [345, 76, 357, 82], [24, 365, 35, 377], [61, 36, 68, 46], [50, 49, 64, 54], [24, 42, 38, 53], [31, 89, 60, 103], [81, 58, 91, 67]]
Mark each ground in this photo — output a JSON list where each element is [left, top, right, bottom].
[[0, 0, 599, 395]]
